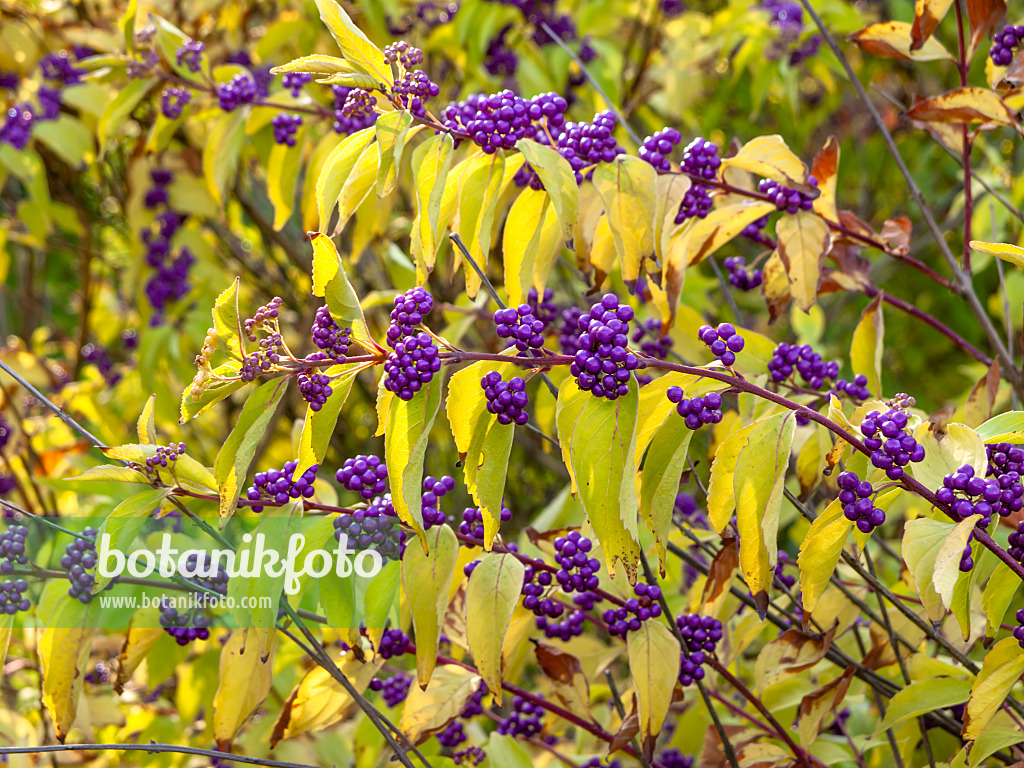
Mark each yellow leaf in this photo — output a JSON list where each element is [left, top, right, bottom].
[[268, 124, 306, 230], [213, 629, 277, 746], [970, 240, 1024, 269], [403, 524, 459, 688], [39, 621, 93, 741], [721, 135, 808, 188], [910, 422, 988, 491], [137, 393, 156, 444], [591, 156, 658, 285], [754, 625, 835, 692], [933, 515, 983, 606], [654, 174, 692, 263], [315, 127, 375, 233], [115, 607, 164, 692], [976, 411, 1024, 443], [399, 664, 481, 743], [455, 152, 506, 298], [627, 620, 680, 751], [334, 142, 380, 235], [270, 55, 358, 75], [375, 109, 414, 198], [503, 188, 552, 306], [465, 552, 525, 705], [310, 234, 375, 353], [963, 637, 1024, 739], [516, 138, 579, 244], [410, 133, 455, 278], [707, 420, 761, 532], [910, 0, 955, 49], [776, 211, 831, 312], [903, 516, 966, 621], [908, 87, 1018, 126], [850, 293, 884, 398], [798, 498, 852, 614], [684, 200, 777, 266], [850, 21, 955, 62], [312, 0, 392, 85]]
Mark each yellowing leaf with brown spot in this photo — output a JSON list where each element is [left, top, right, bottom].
[[403, 524, 459, 688], [592, 157, 657, 285], [963, 637, 1024, 739], [850, 21, 955, 62], [777, 211, 831, 312], [797, 666, 855, 746], [535, 642, 594, 721], [213, 629, 277, 746], [627, 620, 680, 760], [908, 87, 1018, 126], [465, 552, 525, 705], [399, 664, 481, 743], [811, 136, 840, 223], [684, 201, 777, 267], [754, 625, 836, 692], [271, 650, 382, 745], [721, 135, 808, 187], [910, 0, 955, 48], [798, 498, 853, 614], [850, 294, 884, 398]]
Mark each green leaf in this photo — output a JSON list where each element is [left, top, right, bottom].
[[270, 55, 359, 75], [638, 410, 693, 570], [982, 561, 1019, 640], [295, 364, 362, 476], [32, 115, 94, 168], [591, 156, 657, 286], [310, 234, 376, 353], [320, 566, 355, 630], [385, 368, 445, 538], [484, 734, 533, 768], [363, 559, 401, 632], [93, 487, 173, 591], [67, 464, 150, 484], [334, 141, 380, 235], [214, 377, 290, 520], [776, 211, 831, 312], [933, 515, 983, 606], [903, 515, 979, 621], [268, 124, 307, 230], [203, 109, 248, 206], [976, 411, 1024, 443], [119, 0, 138, 52], [316, 126, 375, 233], [97, 77, 155, 152], [798, 498, 852, 614], [465, 552, 525, 705], [515, 138, 579, 244], [875, 677, 972, 736], [410, 133, 455, 279], [964, 637, 1024, 739], [402, 524, 459, 688], [314, 72, 383, 89], [627, 620, 681, 754], [375, 110, 414, 198], [456, 152, 506, 299], [555, 377, 640, 580], [850, 293, 884, 398], [312, 0, 392, 85], [735, 412, 797, 601], [446, 358, 517, 546]]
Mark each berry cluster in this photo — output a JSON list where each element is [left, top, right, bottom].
[[521, 563, 561, 619], [638, 127, 682, 172], [159, 599, 212, 645], [569, 294, 639, 400], [838, 471, 885, 532], [536, 607, 587, 641], [834, 374, 871, 401], [437, 720, 467, 748], [632, 318, 674, 361], [676, 138, 721, 222], [984, 443, 1024, 517], [84, 661, 111, 685], [741, 214, 772, 246], [453, 747, 486, 766], [142, 170, 194, 323], [40, 51, 84, 85], [698, 322, 744, 366], [660, 749, 695, 768], [332, 85, 379, 133], [859, 409, 925, 480], [369, 674, 413, 706], [271, 113, 302, 145], [336, 455, 389, 499], [603, 582, 664, 637], [1008, 521, 1024, 562], [376, 627, 411, 659], [758, 177, 816, 213], [675, 492, 700, 522], [176, 39, 205, 72], [527, 288, 559, 330], [341, 88, 377, 120], [298, 371, 333, 410], [0, 524, 28, 575], [666, 387, 723, 430], [311, 305, 352, 362], [558, 110, 625, 183], [422, 475, 457, 529], [0, 104, 34, 150], [991, 25, 1024, 66], [676, 613, 722, 685], [160, 86, 192, 119], [484, 27, 518, 77], [240, 310, 285, 381], [1014, 608, 1024, 650], [62, 529, 106, 603], [723, 256, 763, 291], [388, 287, 434, 342], [0, 577, 29, 615], [393, 70, 440, 118], [384, 41, 425, 69], [443, 90, 535, 154], [383, 331, 442, 400], [768, 343, 839, 389], [553, 531, 600, 592], [494, 304, 546, 353], [282, 72, 312, 96], [481, 373, 530, 426], [936, 464, 1019, 531], [335, 495, 405, 560], [557, 307, 584, 356], [511, 93, 570, 188], [145, 442, 187, 472], [217, 73, 258, 111], [245, 462, 319, 512], [774, 551, 796, 590], [497, 695, 545, 738], [458, 506, 512, 538]]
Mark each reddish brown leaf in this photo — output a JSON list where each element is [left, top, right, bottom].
[[835, 210, 878, 242], [701, 537, 739, 615], [967, 0, 1006, 57], [927, 405, 957, 433], [911, 0, 954, 49], [907, 87, 1018, 126], [880, 216, 912, 256], [850, 21, 955, 61], [534, 642, 594, 721], [1001, 52, 1024, 88], [608, 696, 639, 755], [700, 724, 759, 768]]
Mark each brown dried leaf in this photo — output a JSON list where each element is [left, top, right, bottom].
[[753, 624, 837, 691], [701, 537, 739, 617], [534, 642, 594, 721], [967, 0, 1007, 57], [810, 136, 839, 222], [797, 666, 856, 746], [881, 216, 912, 255], [907, 87, 1018, 126], [964, 360, 1001, 428], [911, 0, 954, 49], [700, 724, 760, 768], [850, 21, 955, 62], [928, 405, 958, 433], [761, 251, 792, 322], [1001, 52, 1024, 88], [608, 695, 639, 755]]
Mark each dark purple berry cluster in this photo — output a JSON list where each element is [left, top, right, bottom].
[[536, 607, 587, 640], [838, 471, 886, 532], [676, 613, 722, 685], [376, 627, 411, 659], [332, 85, 379, 133], [176, 39, 205, 72], [984, 443, 1024, 517], [991, 25, 1024, 66], [859, 409, 925, 480], [834, 374, 871, 401], [521, 563, 561, 618], [495, 304, 546, 353], [422, 475, 456, 529], [272, 113, 302, 145], [443, 90, 535, 154], [84, 661, 111, 685], [310, 305, 352, 361], [437, 720, 467, 747], [1014, 608, 1024, 650], [389, 287, 434, 342], [142, 170, 194, 323], [660, 749, 694, 768], [298, 371, 333, 410], [511, 93, 570, 188], [334, 495, 405, 560], [0, 104, 34, 150], [603, 582, 664, 637], [639, 127, 682, 172], [553, 531, 600, 592], [145, 442, 187, 472], [217, 73, 258, 111], [160, 86, 192, 119], [740, 214, 771, 246], [582, 760, 621, 768], [569, 294, 639, 400], [459, 506, 511, 538], [480, 373, 530, 425], [768, 343, 839, 389], [774, 551, 796, 590], [698, 322, 744, 366], [1008, 521, 1024, 562], [675, 138, 721, 222], [159, 598, 212, 645], [393, 70, 440, 118], [81, 343, 120, 386], [453, 747, 486, 766], [282, 72, 312, 96], [245, 462, 318, 512], [384, 331, 442, 400], [758, 177, 816, 213], [336, 455, 388, 499], [557, 307, 584, 356], [62, 529, 105, 603], [724, 256, 763, 291], [526, 287, 558, 329], [675, 492, 699, 522], [632, 318, 673, 360], [384, 41, 425, 69], [0, 524, 28, 575], [484, 27, 518, 77], [666, 387, 723, 430], [936, 464, 1017, 530], [497, 695, 544, 738], [558, 110, 625, 183], [0, 577, 29, 615], [369, 673, 412, 706]]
